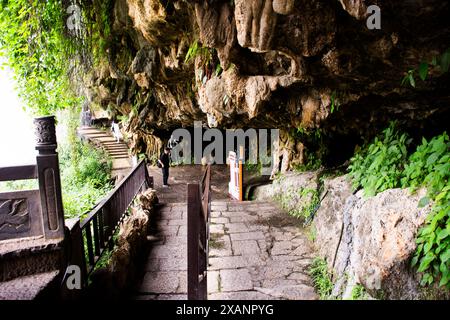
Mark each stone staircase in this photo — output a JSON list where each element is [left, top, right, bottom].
[[0, 236, 64, 300], [77, 126, 133, 180]]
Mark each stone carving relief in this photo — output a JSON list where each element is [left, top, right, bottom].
[[33, 116, 57, 146], [0, 199, 30, 234]]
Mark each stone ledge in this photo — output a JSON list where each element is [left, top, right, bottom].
[[0, 236, 63, 257], [0, 236, 64, 282], [0, 270, 60, 300]]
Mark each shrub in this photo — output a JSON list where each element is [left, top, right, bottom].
[[348, 126, 449, 289], [401, 133, 450, 198], [59, 140, 112, 218], [348, 123, 410, 197], [405, 133, 450, 288]]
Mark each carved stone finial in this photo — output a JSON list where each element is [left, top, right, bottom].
[[34, 116, 57, 152]]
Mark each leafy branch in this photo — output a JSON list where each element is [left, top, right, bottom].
[[402, 48, 450, 88]]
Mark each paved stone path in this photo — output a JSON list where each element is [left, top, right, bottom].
[[134, 166, 317, 300], [77, 126, 132, 179]]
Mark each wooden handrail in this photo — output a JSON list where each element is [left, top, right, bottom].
[[187, 164, 212, 300], [0, 165, 38, 182], [80, 160, 149, 227], [72, 159, 153, 279]]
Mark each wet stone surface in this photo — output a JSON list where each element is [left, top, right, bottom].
[[134, 167, 317, 300]]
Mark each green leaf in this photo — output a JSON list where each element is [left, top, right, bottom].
[[409, 73, 416, 87], [441, 49, 450, 73], [441, 250, 450, 263], [418, 196, 430, 208], [437, 229, 450, 241], [431, 56, 438, 66], [411, 255, 419, 267], [418, 252, 436, 272], [419, 62, 428, 81], [424, 241, 433, 254], [420, 272, 433, 286], [439, 273, 449, 287]]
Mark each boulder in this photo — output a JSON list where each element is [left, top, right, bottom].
[[138, 189, 159, 212], [312, 175, 352, 265], [313, 178, 444, 299], [253, 171, 318, 217], [346, 188, 430, 299]]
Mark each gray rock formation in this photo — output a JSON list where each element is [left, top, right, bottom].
[[75, 0, 449, 169], [313, 176, 442, 299], [254, 171, 318, 216], [255, 172, 449, 299]]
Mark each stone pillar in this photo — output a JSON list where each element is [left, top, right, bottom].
[[34, 116, 65, 240]]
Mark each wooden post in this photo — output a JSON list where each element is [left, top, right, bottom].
[[187, 183, 200, 300], [62, 218, 87, 298], [34, 116, 65, 240]]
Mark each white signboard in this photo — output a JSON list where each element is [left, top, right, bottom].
[[228, 151, 240, 200]]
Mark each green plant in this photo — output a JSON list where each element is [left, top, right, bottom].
[[404, 133, 450, 288], [292, 156, 322, 173], [348, 123, 410, 197], [244, 161, 262, 174], [293, 188, 319, 221], [291, 127, 324, 172], [330, 90, 340, 114], [309, 257, 334, 299], [348, 127, 449, 288], [184, 40, 211, 64], [350, 284, 369, 300], [0, 179, 38, 192], [402, 69, 417, 87], [412, 198, 450, 288], [307, 225, 317, 242], [215, 64, 223, 77], [401, 133, 450, 198], [402, 48, 450, 88], [0, 0, 80, 115], [0, 1, 115, 115], [58, 108, 113, 218]]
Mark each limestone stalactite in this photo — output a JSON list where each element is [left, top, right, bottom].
[[81, 0, 450, 168]]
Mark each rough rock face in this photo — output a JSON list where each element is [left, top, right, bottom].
[[347, 190, 428, 293], [253, 171, 318, 217], [312, 175, 352, 264], [313, 176, 444, 299], [255, 173, 448, 299], [80, 0, 450, 169]]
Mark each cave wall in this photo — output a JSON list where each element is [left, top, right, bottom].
[[81, 0, 450, 167]]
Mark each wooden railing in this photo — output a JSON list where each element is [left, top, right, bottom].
[[187, 164, 212, 300], [67, 159, 153, 284]]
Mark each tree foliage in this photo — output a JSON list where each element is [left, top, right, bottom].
[[0, 0, 114, 115], [0, 0, 79, 115]]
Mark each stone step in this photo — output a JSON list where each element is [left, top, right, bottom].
[[0, 270, 60, 300], [0, 236, 64, 282], [110, 154, 130, 158], [107, 152, 129, 155], [104, 146, 128, 149]]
